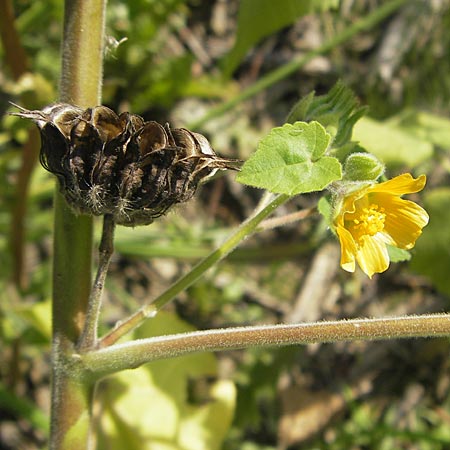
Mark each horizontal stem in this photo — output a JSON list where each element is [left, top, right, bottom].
[[98, 193, 290, 347], [82, 313, 450, 378]]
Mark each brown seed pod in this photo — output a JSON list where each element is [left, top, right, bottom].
[[12, 103, 241, 226]]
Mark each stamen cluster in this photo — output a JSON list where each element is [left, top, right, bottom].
[[348, 204, 386, 244]]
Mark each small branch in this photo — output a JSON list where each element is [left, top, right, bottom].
[[97, 304, 158, 349], [82, 313, 450, 378], [98, 193, 290, 348], [78, 214, 115, 351], [259, 207, 316, 231]]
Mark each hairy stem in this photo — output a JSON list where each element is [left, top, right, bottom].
[[84, 314, 450, 377], [50, 1, 106, 449], [60, 0, 106, 105], [99, 193, 290, 347], [78, 215, 115, 351]]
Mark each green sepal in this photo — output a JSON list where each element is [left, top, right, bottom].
[[318, 195, 333, 229]]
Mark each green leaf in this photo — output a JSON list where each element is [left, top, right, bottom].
[[236, 121, 342, 195], [410, 188, 450, 296], [287, 80, 368, 148], [352, 117, 433, 167], [223, 0, 339, 75], [97, 311, 236, 450]]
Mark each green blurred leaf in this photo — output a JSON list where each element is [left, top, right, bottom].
[[387, 110, 450, 151], [97, 311, 236, 450], [236, 121, 341, 195], [0, 381, 49, 434], [386, 245, 411, 263], [183, 75, 240, 101], [102, 0, 190, 110], [223, 0, 339, 75], [17, 299, 52, 342], [0, 286, 51, 344], [410, 188, 450, 295], [11, 72, 55, 108], [352, 117, 433, 167], [131, 54, 194, 110]]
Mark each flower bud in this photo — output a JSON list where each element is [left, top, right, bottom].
[[343, 152, 384, 182]]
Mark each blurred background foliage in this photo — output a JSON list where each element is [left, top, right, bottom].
[[2, 0, 450, 449]]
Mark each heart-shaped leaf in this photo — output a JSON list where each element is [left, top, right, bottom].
[[236, 121, 342, 195]]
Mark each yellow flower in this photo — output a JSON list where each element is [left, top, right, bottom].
[[334, 173, 429, 278]]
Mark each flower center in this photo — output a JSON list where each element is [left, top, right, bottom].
[[350, 203, 386, 241]]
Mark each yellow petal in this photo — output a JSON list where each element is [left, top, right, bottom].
[[369, 173, 426, 196], [374, 194, 429, 249], [356, 234, 390, 278], [336, 225, 357, 272]]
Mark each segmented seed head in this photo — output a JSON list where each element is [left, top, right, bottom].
[[12, 103, 240, 226]]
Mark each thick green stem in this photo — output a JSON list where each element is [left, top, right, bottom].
[[83, 314, 450, 378], [50, 1, 106, 449], [60, 0, 106, 105]]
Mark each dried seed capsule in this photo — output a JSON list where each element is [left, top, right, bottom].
[[12, 103, 241, 226], [11, 103, 83, 186], [67, 106, 132, 215]]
